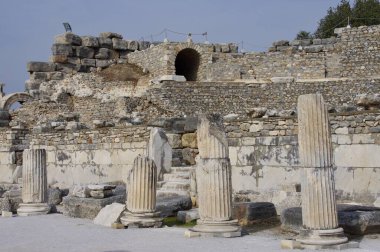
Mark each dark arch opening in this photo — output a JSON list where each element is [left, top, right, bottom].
[[175, 48, 200, 81]]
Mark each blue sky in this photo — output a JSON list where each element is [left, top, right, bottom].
[[0, 0, 348, 94]]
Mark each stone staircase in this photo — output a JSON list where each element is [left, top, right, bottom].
[[157, 166, 195, 196]]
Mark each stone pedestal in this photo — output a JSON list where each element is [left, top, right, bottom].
[[296, 94, 348, 247], [120, 155, 162, 228], [186, 114, 241, 238], [17, 149, 50, 216]]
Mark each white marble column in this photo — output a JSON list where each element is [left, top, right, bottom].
[[296, 94, 347, 246], [120, 155, 162, 228], [186, 114, 241, 238], [17, 149, 50, 216]]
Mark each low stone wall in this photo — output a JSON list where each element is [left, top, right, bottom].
[[147, 79, 380, 116], [28, 126, 150, 188]]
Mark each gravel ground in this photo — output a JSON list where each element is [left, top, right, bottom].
[[0, 214, 379, 252]]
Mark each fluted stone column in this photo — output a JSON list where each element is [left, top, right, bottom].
[[296, 94, 347, 246], [120, 155, 162, 228], [17, 149, 50, 216], [186, 114, 241, 238]]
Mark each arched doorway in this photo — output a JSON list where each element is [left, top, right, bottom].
[[175, 48, 200, 81]]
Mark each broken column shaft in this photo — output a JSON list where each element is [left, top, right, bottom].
[[186, 114, 241, 238], [297, 94, 347, 246], [17, 149, 50, 216], [120, 155, 162, 228]]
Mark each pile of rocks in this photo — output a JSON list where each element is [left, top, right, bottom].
[[26, 32, 149, 96]]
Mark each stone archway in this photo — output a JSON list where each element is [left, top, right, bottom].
[[0, 92, 32, 111], [175, 48, 200, 81]]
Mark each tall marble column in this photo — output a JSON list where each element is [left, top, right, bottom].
[[120, 155, 162, 228], [296, 94, 347, 246], [17, 149, 50, 216], [186, 114, 241, 238]]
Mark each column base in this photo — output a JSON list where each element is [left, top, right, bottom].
[[120, 211, 163, 228], [185, 219, 242, 238], [297, 227, 348, 246], [17, 203, 50, 216]]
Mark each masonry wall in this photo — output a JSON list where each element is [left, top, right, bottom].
[[147, 79, 380, 116], [225, 112, 380, 212], [27, 126, 150, 188]]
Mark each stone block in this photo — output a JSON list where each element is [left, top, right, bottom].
[[96, 59, 114, 68], [270, 77, 294, 83], [281, 205, 380, 235], [81, 58, 96, 67], [55, 32, 82, 45], [63, 192, 126, 219], [112, 38, 128, 50], [167, 134, 182, 149], [232, 202, 277, 226], [75, 46, 95, 58], [98, 37, 113, 48], [81, 36, 99, 47], [93, 202, 125, 227], [50, 55, 68, 63], [52, 44, 74, 56], [139, 41, 151, 50], [177, 208, 199, 223], [71, 185, 90, 198], [221, 44, 230, 53], [156, 195, 192, 217], [99, 32, 123, 39], [181, 133, 197, 148], [128, 40, 139, 51], [27, 62, 55, 72], [273, 40, 289, 46], [304, 45, 324, 53], [182, 148, 198, 165], [90, 189, 113, 199], [95, 48, 112, 59]]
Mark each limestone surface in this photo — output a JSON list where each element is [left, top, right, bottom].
[[93, 203, 125, 227]]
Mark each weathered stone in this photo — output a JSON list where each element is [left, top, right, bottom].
[[182, 148, 198, 165], [90, 189, 113, 199], [148, 128, 172, 179], [156, 194, 192, 217], [48, 188, 62, 205], [355, 93, 380, 108], [282, 205, 380, 235], [177, 208, 199, 223], [97, 37, 113, 48], [95, 48, 111, 59], [112, 38, 128, 50], [181, 133, 197, 148], [81, 58, 96, 67], [51, 44, 74, 56], [96, 59, 114, 68], [62, 193, 125, 219], [88, 184, 116, 190], [232, 202, 277, 226], [304, 45, 324, 53], [71, 185, 90, 198], [17, 149, 50, 216], [27, 62, 55, 72], [75, 46, 95, 58], [166, 133, 182, 149], [50, 55, 68, 63], [55, 32, 82, 45], [93, 203, 125, 227], [128, 40, 139, 51], [271, 77, 294, 83], [120, 155, 162, 228], [81, 36, 99, 47], [99, 32, 123, 39], [247, 107, 267, 118], [297, 94, 347, 246], [273, 40, 289, 46]]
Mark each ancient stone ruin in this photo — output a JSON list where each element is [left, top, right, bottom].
[[0, 24, 379, 248]]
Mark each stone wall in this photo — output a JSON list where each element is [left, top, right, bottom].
[[27, 126, 150, 188], [147, 79, 380, 116]]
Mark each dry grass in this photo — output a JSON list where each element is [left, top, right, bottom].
[[97, 63, 146, 82]]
